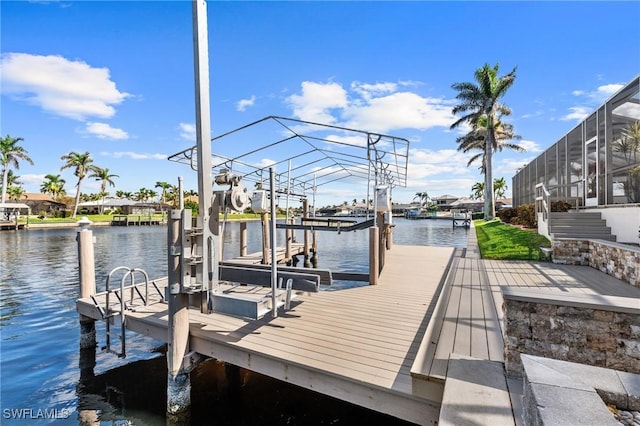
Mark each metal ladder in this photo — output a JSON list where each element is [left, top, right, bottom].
[[91, 267, 153, 358]]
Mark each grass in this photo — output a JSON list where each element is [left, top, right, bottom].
[[474, 219, 551, 261]]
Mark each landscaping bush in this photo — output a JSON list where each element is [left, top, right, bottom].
[[496, 207, 518, 223], [550, 200, 572, 212], [512, 204, 536, 228], [471, 212, 484, 220]]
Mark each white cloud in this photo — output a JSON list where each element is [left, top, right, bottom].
[[595, 83, 623, 99], [495, 156, 535, 177], [0, 52, 130, 120], [83, 122, 128, 140], [179, 122, 196, 141], [236, 95, 256, 112], [100, 151, 166, 160], [344, 92, 455, 133], [286, 80, 456, 134], [560, 106, 591, 122], [350, 81, 398, 100], [517, 140, 543, 153], [18, 174, 47, 187], [286, 81, 348, 124], [285, 80, 457, 134]]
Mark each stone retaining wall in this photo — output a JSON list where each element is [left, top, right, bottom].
[[503, 289, 640, 377], [552, 239, 639, 288]]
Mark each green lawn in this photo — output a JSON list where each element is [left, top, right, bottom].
[[474, 219, 551, 261]]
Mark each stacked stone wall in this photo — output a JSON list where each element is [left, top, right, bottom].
[[552, 239, 640, 288], [589, 241, 639, 287], [504, 298, 640, 377]]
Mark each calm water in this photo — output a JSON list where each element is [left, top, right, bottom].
[[0, 218, 468, 425]]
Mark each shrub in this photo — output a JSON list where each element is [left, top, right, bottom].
[[550, 200, 572, 212], [471, 212, 484, 220], [512, 204, 536, 228], [496, 207, 518, 223]]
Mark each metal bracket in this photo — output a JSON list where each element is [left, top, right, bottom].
[[182, 351, 207, 373]]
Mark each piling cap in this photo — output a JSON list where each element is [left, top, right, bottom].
[[78, 216, 93, 229]]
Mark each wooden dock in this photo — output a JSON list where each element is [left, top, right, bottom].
[[76, 224, 640, 425], [77, 244, 454, 424], [111, 215, 163, 226]]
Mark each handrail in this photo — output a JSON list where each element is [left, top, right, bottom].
[[535, 183, 550, 222]]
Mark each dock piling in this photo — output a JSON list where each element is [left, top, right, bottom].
[[77, 217, 97, 351], [167, 208, 191, 416]]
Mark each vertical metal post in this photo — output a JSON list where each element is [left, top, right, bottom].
[[240, 221, 248, 257], [77, 217, 96, 388], [192, 0, 215, 310], [369, 226, 379, 285], [302, 198, 310, 267], [269, 167, 278, 318], [167, 207, 190, 416]]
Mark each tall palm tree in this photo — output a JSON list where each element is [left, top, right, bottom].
[[471, 182, 484, 200], [89, 167, 119, 214], [456, 115, 523, 174], [493, 177, 508, 200], [451, 63, 517, 220], [60, 151, 97, 218], [7, 185, 25, 201], [413, 191, 430, 208], [1, 135, 34, 204], [40, 174, 67, 201], [155, 181, 171, 211], [5, 170, 21, 187]]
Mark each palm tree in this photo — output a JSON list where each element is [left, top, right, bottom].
[[40, 174, 67, 201], [494, 177, 508, 200], [5, 170, 21, 187], [471, 182, 484, 200], [451, 63, 518, 220], [1, 135, 34, 204], [89, 167, 119, 214], [7, 185, 25, 201], [155, 181, 172, 211], [456, 115, 523, 174], [413, 191, 430, 208], [60, 151, 97, 218]]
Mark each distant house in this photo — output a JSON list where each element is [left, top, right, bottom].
[[317, 205, 351, 216], [19, 193, 67, 216], [77, 199, 171, 215], [432, 195, 460, 211]]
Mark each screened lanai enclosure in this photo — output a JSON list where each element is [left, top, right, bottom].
[[513, 75, 640, 207]]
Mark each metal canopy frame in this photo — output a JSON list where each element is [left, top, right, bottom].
[[168, 116, 410, 200]]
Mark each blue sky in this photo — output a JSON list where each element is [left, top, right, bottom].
[[2, 0, 639, 207]]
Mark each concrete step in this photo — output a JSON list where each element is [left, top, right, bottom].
[[550, 227, 612, 233], [551, 218, 607, 226], [552, 233, 617, 241], [548, 211, 614, 242]]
